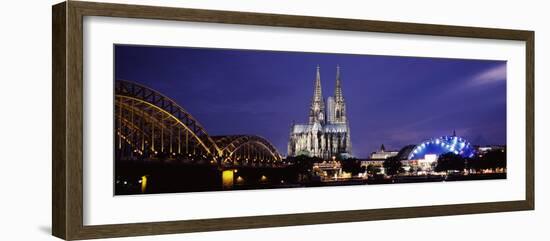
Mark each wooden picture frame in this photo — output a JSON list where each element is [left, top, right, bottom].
[[52, 1, 534, 240]]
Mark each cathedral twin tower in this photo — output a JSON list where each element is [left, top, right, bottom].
[[288, 65, 352, 159]]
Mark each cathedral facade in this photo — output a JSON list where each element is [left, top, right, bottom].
[[288, 65, 352, 159]]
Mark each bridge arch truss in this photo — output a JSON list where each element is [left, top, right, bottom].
[[213, 135, 283, 166], [115, 80, 283, 167]]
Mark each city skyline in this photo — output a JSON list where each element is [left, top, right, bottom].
[[114, 45, 507, 158]]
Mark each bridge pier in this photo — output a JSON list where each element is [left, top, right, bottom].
[[222, 169, 236, 189]]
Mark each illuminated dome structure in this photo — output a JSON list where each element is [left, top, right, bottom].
[[408, 132, 475, 160]]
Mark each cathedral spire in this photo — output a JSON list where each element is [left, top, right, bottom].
[[332, 65, 347, 124], [335, 65, 344, 102], [313, 65, 323, 103], [309, 65, 325, 124]]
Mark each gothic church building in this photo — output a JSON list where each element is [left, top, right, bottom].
[[288, 65, 352, 159]]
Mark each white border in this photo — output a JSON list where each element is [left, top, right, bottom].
[[83, 16, 526, 225]]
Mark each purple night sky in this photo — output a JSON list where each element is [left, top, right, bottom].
[[114, 45, 507, 158]]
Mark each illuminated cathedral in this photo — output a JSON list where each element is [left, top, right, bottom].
[[287, 65, 352, 159]]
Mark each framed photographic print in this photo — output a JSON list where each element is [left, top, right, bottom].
[[52, 1, 534, 240]]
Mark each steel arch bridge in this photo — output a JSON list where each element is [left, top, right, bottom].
[[212, 135, 283, 166], [115, 80, 283, 167]]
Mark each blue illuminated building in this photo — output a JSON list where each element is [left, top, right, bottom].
[[408, 131, 476, 160]]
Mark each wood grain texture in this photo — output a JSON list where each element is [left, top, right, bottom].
[[52, 2, 67, 239], [525, 32, 535, 209], [51, 1, 535, 240], [66, 1, 85, 240]]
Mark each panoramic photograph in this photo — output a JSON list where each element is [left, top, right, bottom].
[[114, 45, 507, 195]]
